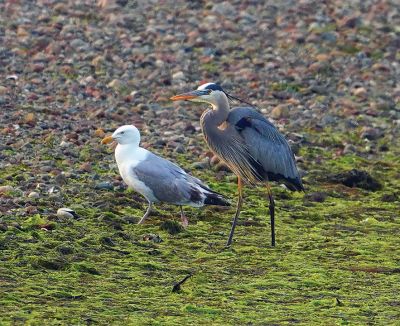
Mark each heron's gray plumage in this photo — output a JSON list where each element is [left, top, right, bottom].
[[199, 95, 303, 190], [201, 109, 262, 184], [170, 82, 304, 246], [227, 107, 303, 190]]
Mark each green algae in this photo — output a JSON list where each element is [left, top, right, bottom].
[[1, 130, 400, 325]]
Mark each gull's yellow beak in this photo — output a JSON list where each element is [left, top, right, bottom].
[[101, 135, 114, 145]]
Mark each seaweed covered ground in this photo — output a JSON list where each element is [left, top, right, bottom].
[[1, 0, 399, 325]]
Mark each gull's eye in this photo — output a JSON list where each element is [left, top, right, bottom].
[[120, 131, 125, 135]]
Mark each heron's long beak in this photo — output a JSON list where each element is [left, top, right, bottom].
[[101, 135, 114, 145], [170, 90, 207, 101]]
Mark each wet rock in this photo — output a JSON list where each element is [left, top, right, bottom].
[[321, 32, 337, 43], [10, 222, 22, 230], [172, 71, 185, 81], [320, 115, 336, 127], [343, 144, 357, 154], [0, 185, 13, 193], [70, 38, 90, 51], [0, 223, 8, 232], [381, 193, 399, 203], [271, 104, 290, 119], [328, 169, 382, 191], [122, 216, 138, 224], [25, 206, 38, 214], [212, 2, 236, 16], [143, 234, 163, 243], [54, 174, 67, 185], [107, 79, 122, 89], [79, 162, 92, 173], [360, 127, 382, 140], [95, 181, 113, 190], [34, 258, 69, 271], [191, 159, 210, 170], [57, 246, 74, 255], [339, 16, 362, 28], [101, 237, 116, 246], [309, 85, 329, 95], [174, 144, 185, 153], [352, 87, 367, 98], [304, 192, 327, 203]]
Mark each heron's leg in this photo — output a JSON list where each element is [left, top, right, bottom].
[[266, 184, 276, 247], [180, 206, 189, 228], [138, 202, 153, 224], [226, 177, 243, 247]]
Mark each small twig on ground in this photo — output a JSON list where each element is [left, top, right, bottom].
[[172, 273, 193, 293]]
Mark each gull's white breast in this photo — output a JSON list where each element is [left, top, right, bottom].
[[115, 145, 158, 203]]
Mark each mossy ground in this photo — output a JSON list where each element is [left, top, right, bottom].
[[1, 129, 399, 325]]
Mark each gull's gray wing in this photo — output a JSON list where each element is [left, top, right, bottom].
[[133, 152, 225, 206]]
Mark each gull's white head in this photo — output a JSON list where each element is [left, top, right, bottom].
[[111, 125, 141, 146]]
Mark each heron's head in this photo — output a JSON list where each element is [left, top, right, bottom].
[[101, 125, 141, 146], [170, 82, 227, 106]]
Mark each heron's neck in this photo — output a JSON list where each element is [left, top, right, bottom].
[[200, 95, 230, 140]]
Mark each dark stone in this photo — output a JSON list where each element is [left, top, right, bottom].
[[143, 233, 163, 243], [75, 264, 101, 275], [304, 192, 328, 203], [35, 258, 69, 270], [147, 249, 161, 256], [101, 237, 116, 247], [328, 169, 382, 191], [57, 246, 74, 255], [381, 193, 399, 203]]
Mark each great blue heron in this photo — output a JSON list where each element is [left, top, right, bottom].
[[101, 125, 230, 226], [171, 83, 304, 246]]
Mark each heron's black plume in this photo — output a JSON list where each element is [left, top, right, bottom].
[[225, 93, 260, 110]]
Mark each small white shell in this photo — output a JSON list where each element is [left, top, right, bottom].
[[6, 74, 18, 80], [28, 191, 40, 198], [57, 208, 79, 219]]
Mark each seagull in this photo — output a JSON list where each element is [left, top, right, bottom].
[[101, 125, 230, 226]]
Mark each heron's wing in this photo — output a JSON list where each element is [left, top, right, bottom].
[[228, 107, 303, 190], [202, 123, 265, 184], [132, 152, 218, 205]]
